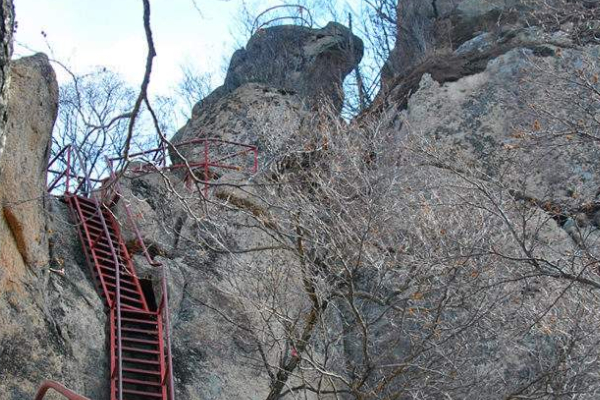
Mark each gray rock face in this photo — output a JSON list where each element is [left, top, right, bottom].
[[382, 0, 532, 88], [392, 32, 599, 216], [0, 0, 14, 167], [0, 54, 106, 399], [172, 22, 362, 167], [214, 22, 363, 110]]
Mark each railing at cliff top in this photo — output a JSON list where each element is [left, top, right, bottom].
[[251, 4, 314, 34], [108, 138, 259, 197], [48, 138, 259, 199]]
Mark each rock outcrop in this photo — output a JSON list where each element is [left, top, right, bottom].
[[0, 0, 13, 164], [1, 54, 58, 269], [172, 23, 363, 166], [6, 2, 600, 399], [0, 54, 106, 399], [203, 22, 363, 111]]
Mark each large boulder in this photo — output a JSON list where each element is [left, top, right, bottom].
[[0, 54, 58, 269], [203, 22, 363, 111], [172, 22, 363, 167], [0, 53, 106, 399]]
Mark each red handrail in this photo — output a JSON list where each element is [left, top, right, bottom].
[[68, 146, 125, 400], [48, 138, 258, 198], [106, 157, 175, 399], [34, 380, 90, 400], [45, 137, 259, 400], [113, 138, 258, 197]]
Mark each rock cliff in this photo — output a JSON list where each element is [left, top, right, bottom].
[[172, 23, 363, 166], [4, 1, 600, 399], [0, 53, 106, 398], [0, 0, 13, 164]]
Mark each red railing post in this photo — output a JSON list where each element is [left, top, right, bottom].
[[66, 146, 72, 195], [162, 266, 175, 400], [110, 307, 116, 378], [204, 139, 210, 198]]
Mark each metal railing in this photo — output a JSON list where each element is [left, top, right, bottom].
[[252, 5, 314, 34], [111, 138, 258, 197], [45, 137, 258, 400], [106, 157, 175, 399], [48, 138, 258, 199], [34, 380, 90, 400]]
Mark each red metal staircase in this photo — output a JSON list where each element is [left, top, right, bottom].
[[46, 145, 175, 400], [44, 139, 257, 399], [68, 195, 171, 400]]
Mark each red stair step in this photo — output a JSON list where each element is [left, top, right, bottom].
[[121, 317, 158, 325], [121, 346, 160, 355], [121, 367, 161, 376], [100, 273, 136, 285], [122, 377, 161, 387], [121, 389, 163, 398], [103, 292, 145, 305], [121, 309, 158, 316], [122, 326, 159, 335], [121, 337, 160, 346], [97, 264, 135, 277], [122, 357, 160, 366], [104, 282, 142, 296]]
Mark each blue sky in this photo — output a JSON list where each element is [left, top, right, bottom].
[[13, 0, 257, 94], [13, 0, 361, 97]]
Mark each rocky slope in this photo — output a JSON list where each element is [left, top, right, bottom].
[[3, 1, 600, 399], [119, 2, 600, 397]]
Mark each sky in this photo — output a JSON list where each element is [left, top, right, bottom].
[[13, 0, 265, 96], [13, 0, 362, 98]]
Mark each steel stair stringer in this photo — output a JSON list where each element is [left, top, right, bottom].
[[66, 194, 171, 400]]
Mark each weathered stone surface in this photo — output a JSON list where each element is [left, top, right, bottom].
[[0, 0, 14, 164], [394, 43, 600, 218], [0, 54, 58, 269], [382, 0, 533, 88], [203, 22, 363, 111], [0, 199, 107, 399], [172, 83, 311, 167]]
